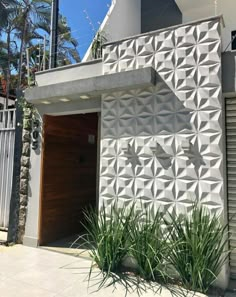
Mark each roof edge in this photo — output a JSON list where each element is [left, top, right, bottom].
[[104, 15, 223, 47]]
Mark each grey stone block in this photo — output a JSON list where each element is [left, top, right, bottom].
[[21, 156, 30, 168], [20, 195, 28, 207], [20, 179, 28, 195], [22, 142, 30, 156], [22, 131, 31, 142]]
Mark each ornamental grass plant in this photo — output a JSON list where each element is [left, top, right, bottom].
[[82, 204, 135, 274], [166, 204, 229, 293], [81, 202, 229, 295], [129, 209, 170, 283]]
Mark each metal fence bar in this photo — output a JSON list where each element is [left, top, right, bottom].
[[0, 109, 16, 229], [0, 132, 7, 227]]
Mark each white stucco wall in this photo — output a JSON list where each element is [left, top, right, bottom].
[[83, 0, 141, 61], [175, 0, 236, 51], [23, 121, 42, 247]]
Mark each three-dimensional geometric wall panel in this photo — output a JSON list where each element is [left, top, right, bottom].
[[100, 18, 223, 216]]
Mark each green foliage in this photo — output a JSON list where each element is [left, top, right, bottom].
[[0, 0, 81, 98], [0, 0, 17, 29], [91, 31, 107, 59], [166, 204, 229, 293], [129, 209, 170, 282], [82, 205, 134, 275], [18, 96, 38, 123], [82, 202, 229, 294]]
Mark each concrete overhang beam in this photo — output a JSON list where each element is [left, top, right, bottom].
[[25, 67, 158, 105]]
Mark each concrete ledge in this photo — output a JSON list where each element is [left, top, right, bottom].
[[25, 67, 157, 104], [35, 59, 103, 87], [36, 58, 103, 76]]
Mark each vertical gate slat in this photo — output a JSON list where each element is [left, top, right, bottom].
[[0, 131, 4, 226], [0, 109, 16, 229], [7, 130, 15, 227], [0, 131, 7, 226]]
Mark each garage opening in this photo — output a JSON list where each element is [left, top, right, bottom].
[[39, 113, 99, 248]]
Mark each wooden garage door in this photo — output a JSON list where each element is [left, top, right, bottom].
[[226, 97, 236, 279], [39, 113, 98, 245]]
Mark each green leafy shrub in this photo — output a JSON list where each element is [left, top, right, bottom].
[[82, 204, 133, 274], [129, 209, 170, 282], [166, 204, 229, 293]]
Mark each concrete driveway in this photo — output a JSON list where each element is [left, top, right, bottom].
[[0, 244, 209, 297]]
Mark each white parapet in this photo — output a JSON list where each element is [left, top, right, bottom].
[[175, 0, 236, 51], [82, 0, 141, 62]]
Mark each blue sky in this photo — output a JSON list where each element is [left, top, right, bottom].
[[60, 0, 111, 58]]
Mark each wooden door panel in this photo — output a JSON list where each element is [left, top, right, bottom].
[[39, 113, 98, 245]]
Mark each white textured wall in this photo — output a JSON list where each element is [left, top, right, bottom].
[[176, 0, 236, 51], [83, 0, 141, 61], [101, 17, 224, 216], [101, 18, 229, 286]]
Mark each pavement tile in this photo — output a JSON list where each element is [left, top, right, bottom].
[[0, 278, 56, 297], [0, 245, 208, 297]]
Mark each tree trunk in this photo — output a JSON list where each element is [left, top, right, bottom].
[[17, 3, 30, 89]]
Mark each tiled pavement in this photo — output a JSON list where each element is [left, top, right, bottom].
[[0, 244, 214, 297]]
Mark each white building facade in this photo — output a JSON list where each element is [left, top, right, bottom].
[[14, 0, 236, 289]]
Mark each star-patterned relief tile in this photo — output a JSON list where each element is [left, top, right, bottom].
[[198, 180, 223, 207], [196, 20, 221, 44], [118, 118, 136, 137], [197, 87, 221, 110], [102, 118, 118, 139], [181, 140, 206, 171], [119, 39, 137, 72], [136, 116, 155, 136], [100, 160, 118, 180], [100, 177, 117, 200], [173, 158, 199, 181], [175, 25, 197, 48], [122, 142, 141, 168], [118, 97, 136, 119], [103, 44, 119, 74], [151, 142, 172, 170], [100, 138, 118, 156], [175, 179, 198, 201], [136, 34, 156, 55], [100, 18, 223, 217], [136, 96, 155, 117], [174, 46, 197, 70]]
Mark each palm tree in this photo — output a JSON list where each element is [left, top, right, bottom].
[[0, 0, 18, 107], [0, 0, 17, 29], [13, 1, 80, 83], [57, 17, 81, 65], [13, 0, 51, 86], [0, 0, 81, 102], [0, 40, 18, 103], [0, 0, 51, 104], [37, 14, 81, 65]]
